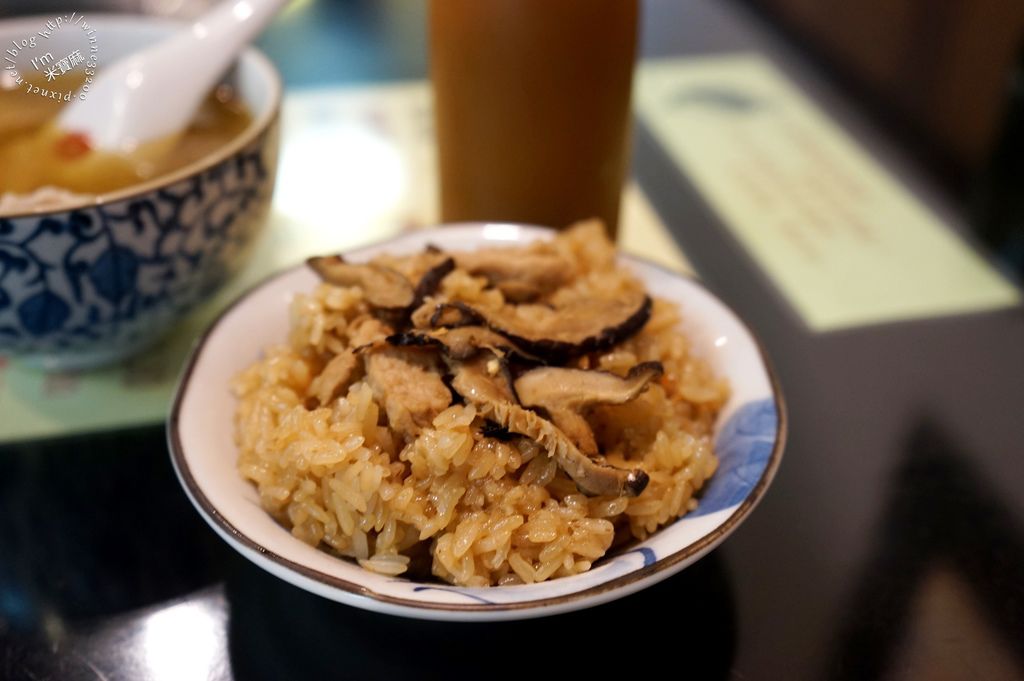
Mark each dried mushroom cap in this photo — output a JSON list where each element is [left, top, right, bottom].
[[386, 326, 538, 362], [514, 362, 664, 455], [308, 254, 454, 328], [446, 355, 649, 498], [475, 396, 648, 497], [411, 256, 455, 306], [455, 249, 573, 302], [429, 293, 652, 363], [308, 256, 415, 309], [449, 355, 518, 406], [515, 362, 664, 410]]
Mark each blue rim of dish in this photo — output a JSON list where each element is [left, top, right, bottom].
[[167, 226, 788, 613]]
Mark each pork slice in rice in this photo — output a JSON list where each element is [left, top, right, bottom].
[[365, 349, 452, 440], [307, 350, 359, 408], [341, 316, 452, 439], [346, 315, 392, 349]]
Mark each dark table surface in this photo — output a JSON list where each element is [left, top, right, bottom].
[[3, 1, 1024, 680]]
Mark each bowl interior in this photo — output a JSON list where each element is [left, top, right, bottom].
[[170, 224, 784, 620], [0, 14, 277, 117]]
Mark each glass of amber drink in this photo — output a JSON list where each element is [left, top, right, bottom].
[[430, 0, 640, 237]]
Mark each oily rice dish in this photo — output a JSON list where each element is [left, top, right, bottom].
[[233, 221, 728, 587]]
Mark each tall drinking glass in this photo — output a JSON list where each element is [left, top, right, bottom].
[[430, 0, 640, 237]]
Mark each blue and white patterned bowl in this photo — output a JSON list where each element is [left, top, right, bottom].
[[0, 16, 281, 369], [169, 225, 786, 621]]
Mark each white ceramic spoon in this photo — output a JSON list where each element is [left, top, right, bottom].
[[58, 0, 287, 155]]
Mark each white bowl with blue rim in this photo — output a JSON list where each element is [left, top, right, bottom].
[[0, 15, 281, 370], [168, 224, 786, 621]]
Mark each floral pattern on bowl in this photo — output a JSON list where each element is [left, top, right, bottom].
[[0, 135, 275, 368]]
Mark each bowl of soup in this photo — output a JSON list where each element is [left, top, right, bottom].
[[0, 14, 281, 369]]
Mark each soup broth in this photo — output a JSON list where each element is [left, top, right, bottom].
[[0, 72, 252, 197]]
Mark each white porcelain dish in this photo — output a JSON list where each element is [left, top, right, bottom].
[[168, 224, 786, 621]]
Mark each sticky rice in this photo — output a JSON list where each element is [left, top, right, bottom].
[[233, 222, 728, 586]]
